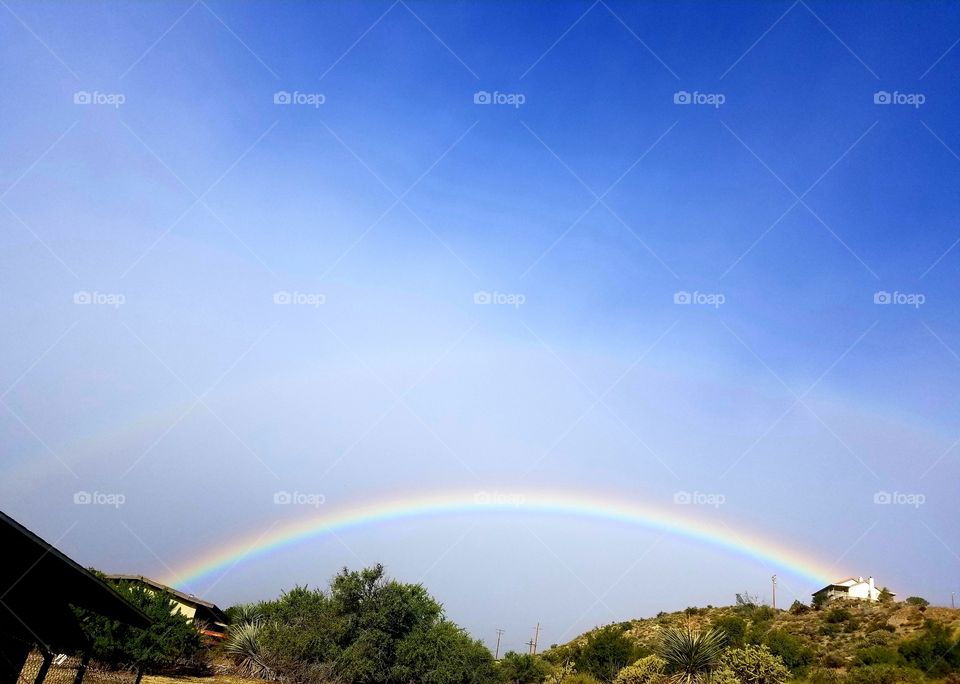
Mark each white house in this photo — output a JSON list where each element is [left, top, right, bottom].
[[812, 576, 891, 603]]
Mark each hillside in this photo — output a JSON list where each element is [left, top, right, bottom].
[[544, 599, 960, 681]]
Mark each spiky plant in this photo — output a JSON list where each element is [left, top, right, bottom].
[[658, 626, 726, 684], [225, 620, 272, 679]]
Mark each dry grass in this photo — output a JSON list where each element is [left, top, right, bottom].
[[143, 675, 263, 684]]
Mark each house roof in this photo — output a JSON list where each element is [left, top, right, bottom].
[[1, 511, 151, 651], [105, 574, 227, 622]]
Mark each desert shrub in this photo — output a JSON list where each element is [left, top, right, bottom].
[[825, 607, 852, 624], [904, 597, 929, 608], [844, 664, 924, 684], [716, 644, 789, 684], [685, 607, 704, 616], [762, 629, 813, 670], [804, 668, 844, 684], [612, 655, 666, 684], [788, 600, 810, 615], [853, 646, 903, 667], [498, 652, 551, 684], [392, 621, 497, 684], [820, 653, 845, 669], [818, 624, 841, 637], [897, 620, 960, 677], [860, 630, 894, 647], [712, 616, 747, 649], [576, 626, 644, 682]]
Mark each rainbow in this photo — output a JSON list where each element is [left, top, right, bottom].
[[164, 488, 840, 591]]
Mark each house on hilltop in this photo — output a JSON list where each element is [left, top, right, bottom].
[[106, 574, 227, 639], [812, 576, 891, 603]]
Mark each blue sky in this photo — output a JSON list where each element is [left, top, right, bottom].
[[2, 0, 960, 653]]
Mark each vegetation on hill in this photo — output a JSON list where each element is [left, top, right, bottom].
[[541, 592, 960, 684]]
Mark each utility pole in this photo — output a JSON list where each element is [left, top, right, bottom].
[[771, 575, 777, 611], [532, 622, 540, 655], [495, 629, 504, 660]]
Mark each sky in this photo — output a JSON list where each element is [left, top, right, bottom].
[[2, 0, 960, 654]]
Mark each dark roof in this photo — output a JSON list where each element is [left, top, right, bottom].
[[105, 575, 227, 623], [0, 511, 151, 651]]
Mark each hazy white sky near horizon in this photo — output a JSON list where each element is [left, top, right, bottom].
[[2, 0, 959, 653]]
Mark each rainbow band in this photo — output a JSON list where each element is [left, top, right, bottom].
[[166, 488, 838, 590]]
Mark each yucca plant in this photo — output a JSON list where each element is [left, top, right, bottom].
[[225, 620, 272, 679], [658, 626, 726, 684]]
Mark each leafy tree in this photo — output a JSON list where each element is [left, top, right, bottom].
[[498, 652, 552, 684], [657, 627, 725, 684], [75, 579, 202, 672], [787, 600, 809, 615], [904, 596, 929, 608], [392, 620, 495, 684], [716, 644, 789, 684], [877, 587, 894, 603]]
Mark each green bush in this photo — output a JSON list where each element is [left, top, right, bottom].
[[825, 607, 852, 624], [904, 597, 929, 608], [844, 664, 924, 684], [498, 652, 551, 684], [762, 630, 813, 670], [712, 616, 748, 649], [576, 626, 643, 682], [716, 644, 789, 684], [788, 600, 810, 615], [853, 646, 903, 667], [897, 619, 960, 677]]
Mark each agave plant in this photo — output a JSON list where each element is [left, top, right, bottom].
[[225, 619, 272, 679], [658, 626, 726, 684]]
